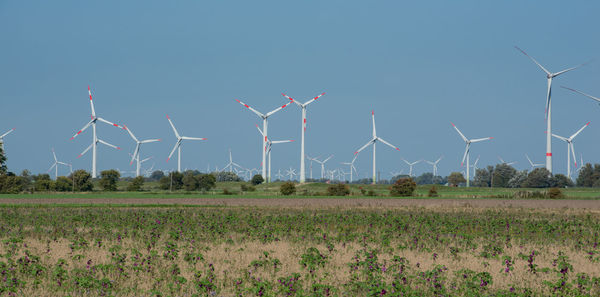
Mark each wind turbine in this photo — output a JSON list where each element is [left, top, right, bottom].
[[525, 154, 544, 170], [498, 156, 517, 166], [47, 148, 71, 179], [276, 169, 284, 181], [70, 86, 124, 178], [286, 167, 297, 180], [124, 125, 161, 177], [515, 46, 589, 173], [256, 125, 294, 182], [402, 159, 421, 177], [306, 155, 321, 180], [314, 155, 333, 179], [451, 122, 493, 187], [0, 128, 15, 152], [166, 115, 207, 172], [471, 155, 480, 175], [235, 98, 294, 179], [222, 149, 245, 173], [551, 121, 590, 180], [354, 111, 401, 184], [341, 155, 359, 183], [425, 156, 443, 176], [281, 92, 326, 183]]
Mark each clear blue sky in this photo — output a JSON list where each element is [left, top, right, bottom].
[[1, 0, 599, 178]]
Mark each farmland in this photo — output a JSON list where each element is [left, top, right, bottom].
[[0, 197, 600, 296]]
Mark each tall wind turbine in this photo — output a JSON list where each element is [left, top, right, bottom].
[[48, 148, 71, 179], [166, 115, 207, 172], [451, 122, 493, 187], [70, 86, 124, 178], [402, 159, 422, 177], [515, 47, 589, 173], [341, 155, 359, 183], [281, 92, 325, 183], [354, 111, 401, 184], [425, 156, 443, 176], [314, 155, 333, 179], [222, 149, 245, 173], [235, 98, 294, 179], [526, 154, 544, 170], [124, 125, 161, 177], [551, 121, 590, 180], [256, 125, 294, 182], [0, 128, 15, 152]]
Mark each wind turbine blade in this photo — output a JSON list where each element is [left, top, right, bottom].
[[98, 139, 120, 150], [570, 143, 577, 168], [377, 137, 401, 151], [303, 92, 326, 106], [526, 154, 534, 167], [48, 163, 57, 172], [271, 140, 294, 144], [266, 100, 294, 117], [354, 140, 374, 155], [551, 134, 568, 142], [52, 148, 58, 162], [97, 117, 124, 129], [88, 85, 96, 117], [77, 143, 93, 158], [561, 86, 600, 103], [181, 136, 207, 141], [470, 137, 493, 143], [141, 139, 161, 144], [323, 155, 334, 163], [0, 128, 15, 139], [402, 159, 410, 166], [553, 60, 591, 77], [167, 142, 179, 162], [141, 156, 154, 163], [451, 123, 468, 142], [255, 124, 265, 137], [545, 78, 551, 119], [70, 120, 94, 140], [130, 143, 140, 164], [123, 125, 138, 142], [514, 46, 551, 75], [166, 115, 180, 138], [461, 144, 469, 166], [372, 110, 376, 137], [57, 161, 69, 166], [281, 93, 302, 107], [570, 122, 590, 140], [235, 99, 265, 118], [498, 156, 505, 163]]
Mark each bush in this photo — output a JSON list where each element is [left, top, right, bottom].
[[240, 184, 256, 192], [326, 184, 350, 196], [448, 172, 466, 187], [280, 182, 296, 196], [390, 178, 417, 197], [547, 188, 564, 199], [183, 173, 199, 191], [55, 176, 73, 192], [251, 174, 264, 185], [127, 176, 145, 191], [0, 175, 25, 193], [69, 170, 93, 192], [428, 186, 439, 197], [198, 174, 216, 191], [33, 174, 54, 192], [99, 170, 120, 191], [159, 172, 184, 190]]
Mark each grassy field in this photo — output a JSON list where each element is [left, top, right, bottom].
[[0, 205, 599, 296]]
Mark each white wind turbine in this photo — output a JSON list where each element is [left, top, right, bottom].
[[281, 92, 326, 183], [235, 98, 294, 179], [166, 115, 207, 172], [0, 128, 15, 152], [314, 155, 333, 179], [70, 86, 124, 178], [526, 154, 544, 170], [552, 121, 590, 180], [306, 155, 321, 180], [256, 124, 294, 182], [222, 149, 245, 173], [402, 159, 422, 177], [498, 156, 517, 166], [515, 47, 589, 173], [276, 169, 284, 181], [354, 111, 401, 184], [124, 125, 161, 177], [341, 155, 359, 183], [425, 156, 443, 176], [471, 155, 480, 175], [286, 167, 297, 180], [47, 148, 71, 179], [451, 122, 493, 187]]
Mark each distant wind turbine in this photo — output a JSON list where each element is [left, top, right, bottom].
[[124, 125, 161, 177], [498, 156, 517, 166], [402, 159, 422, 177], [525, 154, 544, 170], [47, 148, 71, 180], [341, 155, 359, 183], [166, 115, 207, 172], [451, 122, 493, 187], [314, 155, 333, 179], [552, 121, 590, 180]]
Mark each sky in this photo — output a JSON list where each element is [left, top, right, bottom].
[[1, 0, 600, 179]]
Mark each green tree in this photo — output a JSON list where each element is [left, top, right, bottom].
[[251, 174, 264, 185], [0, 145, 6, 175], [99, 170, 120, 191], [214, 171, 242, 182], [70, 170, 93, 191], [198, 174, 216, 191], [0, 175, 24, 193], [447, 172, 466, 187], [326, 183, 350, 196], [576, 163, 598, 187], [507, 170, 528, 188], [159, 172, 184, 190], [551, 174, 574, 188], [20, 169, 33, 192], [183, 173, 199, 191], [522, 168, 552, 188], [280, 182, 296, 195], [492, 164, 517, 188], [149, 170, 165, 181], [390, 178, 417, 196], [127, 176, 145, 191], [33, 174, 54, 191], [55, 176, 73, 192]]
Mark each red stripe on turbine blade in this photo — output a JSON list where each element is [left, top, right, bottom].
[[265, 136, 267, 141], [166, 115, 170, 119], [546, 153, 552, 156], [587, 122, 591, 125], [303, 119, 306, 123], [77, 155, 82, 158], [116, 147, 121, 150], [244, 104, 249, 108], [113, 124, 118, 127], [489, 137, 494, 139], [395, 148, 400, 151], [451, 122, 455, 127], [77, 131, 82, 135], [69, 137, 74, 140], [281, 105, 287, 108], [166, 158, 170, 162], [354, 152, 358, 155]]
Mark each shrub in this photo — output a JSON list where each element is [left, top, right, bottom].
[[0, 175, 25, 193], [428, 186, 439, 197], [183, 173, 199, 191], [280, 182, 296, 196], [547, 188, 564, 199], [240, 184, 256, 192], [448, 172, 466, 187], [99, 170, 120, 191], [127, 176, 145, 191], [326, 184, 350, 196], [33, 174, 54, 192], [69, 170, 93, 191], [251, 174, 264, 185], [390, 178, 417, 197], [198, 174, 216, 191], [159, 172, 184, 190], [55, 176, 73, 192]]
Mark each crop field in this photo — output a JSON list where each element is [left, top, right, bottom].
[[0, 203, 599, 296]]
